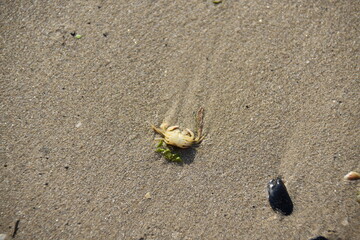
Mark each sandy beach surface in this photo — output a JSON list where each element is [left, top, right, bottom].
[[1, 1, 359, 239]]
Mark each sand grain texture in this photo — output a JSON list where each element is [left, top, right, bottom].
[[1, 1, 359, 239]]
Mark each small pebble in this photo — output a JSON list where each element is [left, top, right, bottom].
[[144, 192, 151, 199], [341, 217, 349, 226]]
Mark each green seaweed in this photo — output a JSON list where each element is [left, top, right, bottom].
[[155, 140, 182, 163]]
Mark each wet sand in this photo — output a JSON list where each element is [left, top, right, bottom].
[[1, 1, 359, 239]]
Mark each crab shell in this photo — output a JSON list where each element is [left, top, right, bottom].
[[151, 122, 203, 148]]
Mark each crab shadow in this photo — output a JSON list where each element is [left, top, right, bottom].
[[172, 147, 198, 165]]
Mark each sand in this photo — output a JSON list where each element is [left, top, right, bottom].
[[1, 1, 359, 239]]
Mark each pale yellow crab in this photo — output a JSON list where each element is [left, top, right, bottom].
[[151, 122, 204, 148]]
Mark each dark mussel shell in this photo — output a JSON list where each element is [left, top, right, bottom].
[[267, 177, 293, 215]]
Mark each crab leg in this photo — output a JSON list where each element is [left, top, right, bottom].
[[195, 135, 205, 143], [167, 125, 179, 131], [151, 124, 165, 136], [185, 128, 195, 138]]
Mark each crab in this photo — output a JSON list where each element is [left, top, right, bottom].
[[151, 122, 204, 148]]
